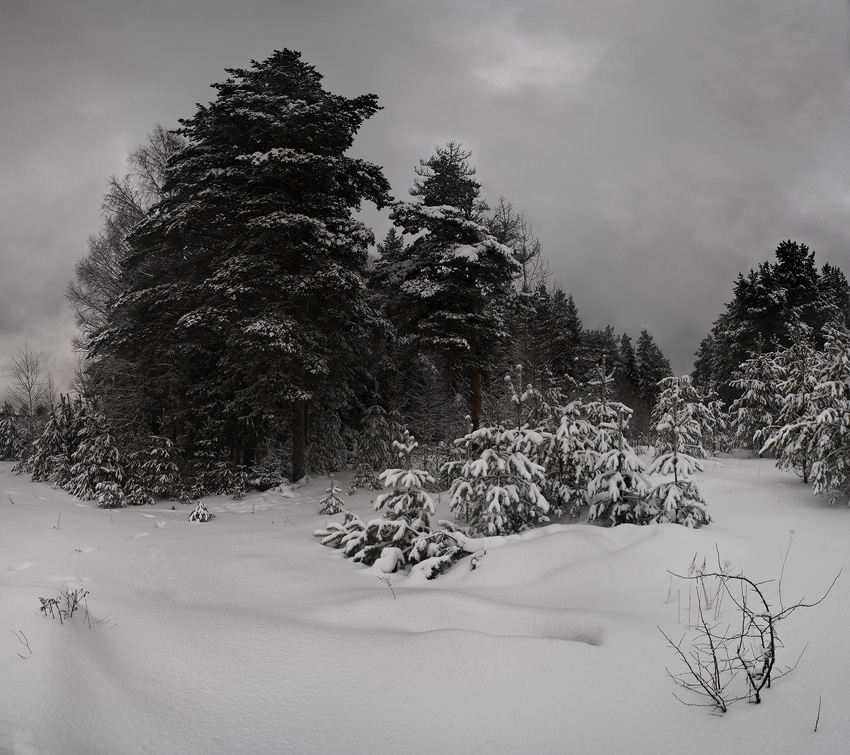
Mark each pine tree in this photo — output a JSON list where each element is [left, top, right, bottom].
[[92, 50, 391, 481], [646, 376, 711, 528], [636, 330, 672, 409], [385, 143, 520, 429], [696, 241, 850, 401]]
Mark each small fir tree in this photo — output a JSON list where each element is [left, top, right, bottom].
[[587, 404, 650, 526], [445, 425, 549, 535], [646, 376, 711, 527], [760, 324, 822, 483], [315, 433, 462, 577], [729, 341, 784, 453], [68, 411, 126, 507], [318, 474, 345, 515], [127, 435, 183, 501]]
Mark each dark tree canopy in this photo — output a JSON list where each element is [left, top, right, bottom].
[[693, 240, 850, 402], [90, 50, 391, 479]]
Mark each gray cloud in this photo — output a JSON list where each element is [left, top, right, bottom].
[[1, 0, 849, 391]]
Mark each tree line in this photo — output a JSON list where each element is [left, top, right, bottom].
[[3, 48, 850, 524]]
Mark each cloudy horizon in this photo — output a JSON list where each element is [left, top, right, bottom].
[[2, 0, 850, 397]]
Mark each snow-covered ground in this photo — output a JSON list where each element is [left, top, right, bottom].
[[1, 456, 848, 755]]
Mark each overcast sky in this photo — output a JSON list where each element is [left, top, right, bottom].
[[2, 0, 850, 395]]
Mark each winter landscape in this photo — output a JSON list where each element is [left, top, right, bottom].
[[1, 453, 849, 755], [3, 4, 850, 753]]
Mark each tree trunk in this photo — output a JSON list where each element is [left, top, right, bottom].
[[291, 400, 307, 482], [470, 370, 483, 430]]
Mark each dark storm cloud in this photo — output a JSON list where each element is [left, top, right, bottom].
[[1, 0, 849, 393]]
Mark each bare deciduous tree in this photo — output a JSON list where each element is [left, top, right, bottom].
[[486, 196, 549, 293], [67, 124, 185, 349]]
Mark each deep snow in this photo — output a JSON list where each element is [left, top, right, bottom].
[[1, 456, 848, 755]]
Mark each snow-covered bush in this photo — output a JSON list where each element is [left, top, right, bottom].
[[445, 425, 549, 536], [188, 501, 215, 522], [315, 433, 463, 578]]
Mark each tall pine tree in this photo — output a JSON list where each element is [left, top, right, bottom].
[[383, 143, 519, 429], [91, 50, 391, 480]]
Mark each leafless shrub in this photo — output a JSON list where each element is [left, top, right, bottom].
[[660, 544, 840, 713], [39, 588, 90, 625]]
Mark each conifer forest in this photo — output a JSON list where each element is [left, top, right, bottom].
[[2, 49, 850, 570]]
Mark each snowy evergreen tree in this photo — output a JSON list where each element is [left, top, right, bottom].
[[308, 410, 349, 475], [695, 241, 850, 402], [636, 329, 672, 409], [0, 417, 24, 461], [759, 325, 822, 483], [646, 376, 711, 527], [729, 341, 784, 453], [29, 395, 81, 489], [126, 435, 183, 502], [445, 425, 549, 536], [354, 402, 404, 482], [582, 360, 650, 525], [91, 50, 391, 481], [188, 440, 247, 500], [764, 325, 850, 502], [68, 412, 126, 507], [188, 501, 215, 522], [384, 142, 520, 430], [587, 403, 650, 526], [316, 433, 462, 577], [374, 434, 436, 531], [318, 474, 345, 515]]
